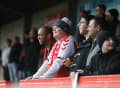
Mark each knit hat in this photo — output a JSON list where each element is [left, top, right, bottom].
[[96, 31, 112, 48], [54, 17, 72, 33]]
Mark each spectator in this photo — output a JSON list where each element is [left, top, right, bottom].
[[26, 26, 55, 80], [8, 36, 22, 83], [85, 17, 106, 66], [38, 26, 55, 63], [82, 31, 120, 75], [0, 49, 1, 65], [63, 14, 94, 70], [95, 4, 106, 19], [1, 39, 12, 81], [27, 17, 77, 79], [75, 10, 91, 46], [106, 8, 119, 35], [23, 32, 29, 45], [116, 23, 120, 51], [21, 27, 42, 79]]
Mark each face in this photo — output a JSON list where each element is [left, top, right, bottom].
[[6, 42, 10, 47], [29, 30, 36, 39], [52, 26, 65, 40], [38, 27, 47, 45], [96, 7, 104, 16], [102, 37, 115, 53], [105, 12, 113, 22], [24, 33, 29, 39], [87, 19, 97, 38], [78, 18, 88, 35]]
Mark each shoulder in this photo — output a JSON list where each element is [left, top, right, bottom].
[[62, 35, 75, 44], [66, 35, 74, 41]]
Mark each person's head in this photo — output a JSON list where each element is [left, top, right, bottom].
[[6, 38, 12, 47], [87, 17, 106, 39], [29, 27, 38, 39], [78, 13, 94, 36], [97, 31, 116, 53], [13, 36, 20, 44], [38, 26, 53, 45], [96, 4, 106, 17], [106, 8, 119, 22], [53, 17, 72, 40], [24, 32, 29, 40]]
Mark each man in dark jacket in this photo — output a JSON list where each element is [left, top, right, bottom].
[[8, 36, 22, 82], [21, 28, 42, 79]]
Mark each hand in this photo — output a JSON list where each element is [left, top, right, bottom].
[[77, 69, 84, 74], [32, 77, 41, 80], [25, 76, 33, 80], [70, 72, 75, 80], [62, 58, 72, 68]]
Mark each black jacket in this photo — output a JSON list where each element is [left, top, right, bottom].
[[22, 38, 41, 72], [70, 38, 92, 72], [9, 43, 22, 64], [84, 50, 120, 76]]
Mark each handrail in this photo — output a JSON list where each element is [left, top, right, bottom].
[[0, 75, 120, 88]]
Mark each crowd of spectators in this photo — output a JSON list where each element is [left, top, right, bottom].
[[0, 4, 120, 84]]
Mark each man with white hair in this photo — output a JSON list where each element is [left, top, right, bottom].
[[27, 17, 77, 79]]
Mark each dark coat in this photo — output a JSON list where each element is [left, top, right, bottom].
[[9, 43, 22, 64], [22, 38, 41, 72], [84, 50, 120, 76], [70, 38, 92, 72]]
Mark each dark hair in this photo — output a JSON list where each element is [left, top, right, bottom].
[[97, 4, 106, 12], [82, 15, 94, 24], [108, 8, 119, 20], [42, 26, 54, 39], [6, 38, 12, 45], [94, 17, 106, 30], [14, 36, 20, 42]]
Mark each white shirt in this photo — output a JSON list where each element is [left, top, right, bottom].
[[2, 47, 11, 66]]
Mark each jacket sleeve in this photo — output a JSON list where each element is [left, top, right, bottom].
[[40, 58, 63, 78], [83, 55, 98, 76], [33, 60, 48, 78]]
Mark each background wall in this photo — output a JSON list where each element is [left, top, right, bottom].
[[0, 2, 67, 49]]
